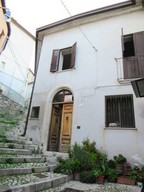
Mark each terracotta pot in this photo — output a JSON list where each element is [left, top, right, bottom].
[[117, 176, 135, 185], [96, 175, 105, 184], [116, 164, 124, 173], [73, 172, 80, 181], [124, 169, 132, 176]]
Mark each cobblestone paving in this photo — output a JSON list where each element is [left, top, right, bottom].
[[41, 181, 142, 192]]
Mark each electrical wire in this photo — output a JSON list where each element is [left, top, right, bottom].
[[60, 0, 97, 52]]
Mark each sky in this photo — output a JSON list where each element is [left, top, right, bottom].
[[6, 0, 126, 36]]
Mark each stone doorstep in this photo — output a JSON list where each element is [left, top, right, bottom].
[[0, 166, 50, 176], [2, 175, 72, 192], [0, 157, 46, 163], [0, 148, 32, 155]]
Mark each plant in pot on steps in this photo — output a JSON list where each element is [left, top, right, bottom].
[[106, 168, 119, 183], [71, 159, 82, 180], [117, 170, 139, 185], [93, 166, 105, 184], [114, 154, 126, 174]]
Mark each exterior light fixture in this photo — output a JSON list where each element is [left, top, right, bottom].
[[131, 78, 144, 97]]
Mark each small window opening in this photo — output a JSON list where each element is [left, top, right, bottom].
[[30, 106, 40, 118], [61, 48, 72, 70], [123, 35, 135, 57]]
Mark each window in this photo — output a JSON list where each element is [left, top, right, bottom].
[[105, 95, 135, 128], [122, 31, 144, 79], [30, 106, 40, 118], [50, 43, 76, 72]]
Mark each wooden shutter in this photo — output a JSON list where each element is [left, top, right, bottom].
[[70, 42, 77, 68], [133, 31, 144, 76], [50, 50, 60, 72]]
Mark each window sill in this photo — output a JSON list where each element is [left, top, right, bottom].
[[104, 127, 137, 130], [29, 117, 39, 120]]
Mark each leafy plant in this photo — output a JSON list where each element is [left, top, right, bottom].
[[5, 158, 14, 164], [113, 154, 126, 164], [80, 170, 95, 183], [8, 144, 15, 149], [82, 138, 97, 153], [107, 159, 116, 169], [129, 170, 139, 181], [106, 168, 119, 182]]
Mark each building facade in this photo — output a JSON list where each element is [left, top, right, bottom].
[[26, 0, 144, 164], [0, 18, 35, 106], [0, 0, 11, 54]]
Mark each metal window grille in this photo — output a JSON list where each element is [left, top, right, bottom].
[[105, 94, 135, 128]]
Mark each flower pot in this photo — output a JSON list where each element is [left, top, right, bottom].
[[96, 175, 105, 184], [117, 176, 135, 185], [124, 169, 132, 176], [116, 164, 124, 173], [73, 172, 80, 181]]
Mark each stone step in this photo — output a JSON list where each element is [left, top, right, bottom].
[[0, 142, 42, 151], [0, 157, 46, 163], [0, 174, 72, 192], [0, 148, 32, 155], [0, 165, 55, 176]]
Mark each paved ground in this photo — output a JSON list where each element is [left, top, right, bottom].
[[41, 180, 142, 192]]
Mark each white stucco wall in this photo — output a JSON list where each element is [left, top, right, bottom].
[[27, 6, 144, 164], [0, 19, 35, 105]]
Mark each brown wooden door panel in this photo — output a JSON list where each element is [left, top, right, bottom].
[[60, 103, 73, 152], [48, 106, 61, 151]]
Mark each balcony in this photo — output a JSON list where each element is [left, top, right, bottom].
[[115, 54, 144, 83]]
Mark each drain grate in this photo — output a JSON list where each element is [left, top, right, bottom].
[[61, 188, 84, 192]]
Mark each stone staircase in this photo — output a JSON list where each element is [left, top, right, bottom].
[[0, 136, 71, 192], [0, 95, 71, 192]]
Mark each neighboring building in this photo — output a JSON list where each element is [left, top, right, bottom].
[[0, 18, 35, 106], [0, 0, 11, 53], [26, 0, 144, 163]]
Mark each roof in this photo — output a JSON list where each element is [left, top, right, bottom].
[[36, 0, 136, 35]]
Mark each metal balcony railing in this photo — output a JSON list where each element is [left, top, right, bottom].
[[115, 54, 144, 81], [0, 82, 25, 106]]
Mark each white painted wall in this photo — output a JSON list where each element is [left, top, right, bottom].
[[0, 19, 35, 105], [27, 6, 144, 164]]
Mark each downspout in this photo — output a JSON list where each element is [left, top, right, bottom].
[[22, 31, 42, 136]]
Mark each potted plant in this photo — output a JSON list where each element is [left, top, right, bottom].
[[114, 154, 126, 173], [106, 168, 119, 183], [93, 167, 105, 184], [124, 162, 132, 176], [117, 170, 138, 185], [70, 159, 82, 180]]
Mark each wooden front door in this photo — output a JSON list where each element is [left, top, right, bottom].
[[59, 103, 73, 152], [48, 105, 61, 151]]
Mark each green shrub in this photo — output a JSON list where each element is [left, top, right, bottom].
[[107, 159, 116, 169], [82, 138, 97, 153], [80, 170, 95, 183]]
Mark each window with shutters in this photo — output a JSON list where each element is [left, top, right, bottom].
[[122, 31, 144, 79], [105, 95, 135, 128], [50, 43, 76, 72]]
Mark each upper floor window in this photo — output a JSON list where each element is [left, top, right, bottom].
[[50, 43, 76, 72], [122, 31, 144, 79], [105, 94, 135, 128]]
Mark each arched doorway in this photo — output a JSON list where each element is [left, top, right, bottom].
[[48, 89, 74, 152]]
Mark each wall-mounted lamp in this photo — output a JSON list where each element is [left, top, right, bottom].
[[131, 78, 144, 97]]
